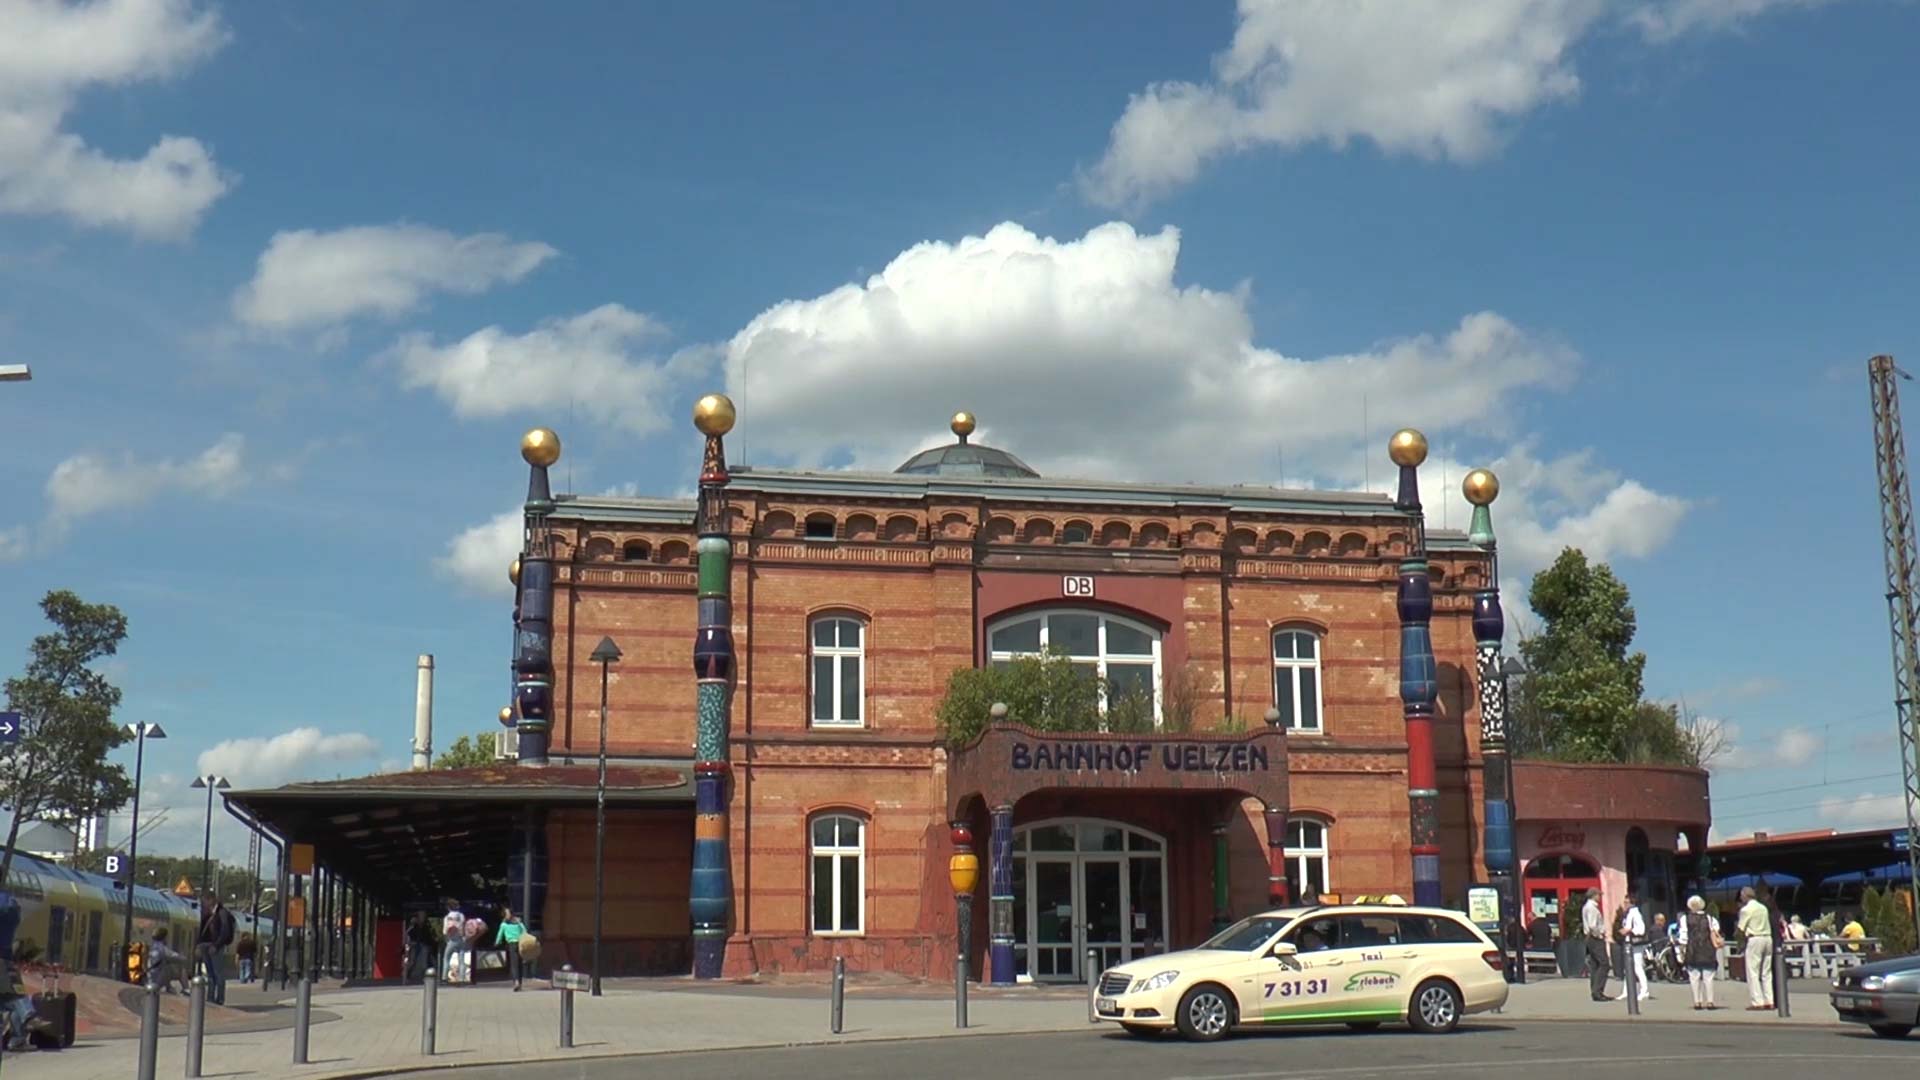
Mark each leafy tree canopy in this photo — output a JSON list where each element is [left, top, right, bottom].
[[434, 733, 495, 770], [2, 591, 133, 887]]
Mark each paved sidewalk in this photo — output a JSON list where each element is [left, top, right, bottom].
[[7, 973, 1845, 1080]]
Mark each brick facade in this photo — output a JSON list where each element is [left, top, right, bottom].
[[524, 461, 1707, 978]]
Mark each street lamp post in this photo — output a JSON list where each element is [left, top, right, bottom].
[[588, 635, 622, 997], [119, 722, 166, 982], [190, 776, 231, 897]]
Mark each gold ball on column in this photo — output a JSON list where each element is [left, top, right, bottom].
[[521, 428, 562, 467], [950, 411, 976, 438], [692, 393, 736, 436], [509, 558, 522, 585], [1462, 468, 1500, 506], [1388, 428, 1429, 467], [498, 706, 514, 724]]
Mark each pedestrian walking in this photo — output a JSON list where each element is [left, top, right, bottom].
[[441, 900, 468, 984], [1581, 889, 1610, 1001], [195, 890, 236, 1005], [405, 912, 435, 983], [1736, 886, 1774, 1010], [495, 907, 527, 991], [236, 932, 257, 984], [1615, 889, 1651, 1002], [1677, 895, 1722, 1010]]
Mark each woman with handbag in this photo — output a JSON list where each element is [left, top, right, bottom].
[[494, 907, 531, 991], [1677, 894, 1723, 1010]]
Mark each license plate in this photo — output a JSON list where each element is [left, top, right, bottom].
[[1096, 997, 1117, 1013], [1837, 995, 1868, 1008]]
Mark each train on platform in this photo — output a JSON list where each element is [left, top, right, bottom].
[[2, 850, 277, 979]]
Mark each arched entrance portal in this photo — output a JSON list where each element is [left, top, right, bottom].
[[1524, 853, 1601, 939], [1011, 818, 1168, 983]]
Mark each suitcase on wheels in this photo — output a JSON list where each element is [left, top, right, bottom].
[[29, 991, 76, 1049]]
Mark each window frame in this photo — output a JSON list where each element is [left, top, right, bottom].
[[1271, 626, 1325, 734], [1285, 816, 1331, 898], [808, 615, 867, 728], [808, 812, 866, 937], [984, 607, 1162, 723]]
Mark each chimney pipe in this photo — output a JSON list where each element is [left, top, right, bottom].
[[413, 654, 434, 770]]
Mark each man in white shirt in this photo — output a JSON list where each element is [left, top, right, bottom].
[[1736, 886, 1774, 1010], [1615, 889, 1651, 1002], [1581, 890, 1609, 1001]]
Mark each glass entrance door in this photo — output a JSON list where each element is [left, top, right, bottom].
[[1031, 858, 1078, 980], [1082, 858, 1126, 974]]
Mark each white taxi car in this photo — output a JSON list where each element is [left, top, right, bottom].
[[1092, 902, 1509, 1041]]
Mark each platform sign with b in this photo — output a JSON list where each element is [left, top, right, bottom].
[[104, 852, 130, 885]]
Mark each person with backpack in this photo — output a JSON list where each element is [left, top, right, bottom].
[[440, 900, 467, 984], [196, 891, 236, 1005]]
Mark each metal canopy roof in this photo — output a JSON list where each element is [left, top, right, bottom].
[[225, 763, 693, 908]]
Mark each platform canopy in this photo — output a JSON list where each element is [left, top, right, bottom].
[[225, 762, 692, 908]]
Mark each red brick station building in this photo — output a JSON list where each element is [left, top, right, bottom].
[[229, 411, 1710, 984]]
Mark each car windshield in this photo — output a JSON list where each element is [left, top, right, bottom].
[[1199, 915, 1291, 952]]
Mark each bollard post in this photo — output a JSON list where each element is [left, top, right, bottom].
[[1087, 948, 1100, 1024], [186, 974, 208, 1077], [1624, 944, 1640, 1016], [293, 975, 312, 1064], [954, 953, 968, 1029], [136, 982, 161, 1080], [421, 966, 438, 1055], [560, 964, 575, 1049], [830, 955, 845, 1035], [1775, 941, 1790, 1018]]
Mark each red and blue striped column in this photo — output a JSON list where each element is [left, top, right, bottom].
[[690, 394, 737, 979], [1390, 429, 1442, 908]]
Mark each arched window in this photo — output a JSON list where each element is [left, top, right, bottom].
[[1285, 817, 1330, 899], [810, 813, 865, 935], [986, 609, 1161, 721], [1272, 628, 1323, 733], [621, 540, 650, 562], [810, 616, 865, 727]]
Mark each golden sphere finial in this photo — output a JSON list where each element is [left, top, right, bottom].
[[1388, 428, 1429, 468], [509, 558, 522, 586], [692, 393, 736, 436], [521, 428, 562, 467], [950, 411, 976, 440], [498, 706, 514, 724], [1462, 468, 1500, 506]]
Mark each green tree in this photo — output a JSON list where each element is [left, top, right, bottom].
[[936, 650, 1103, 747], [1519, 549, 1652, 762], [1861, 885, 1917, 956], [1, 591, 133, 887], [433, 733, 496, 769]]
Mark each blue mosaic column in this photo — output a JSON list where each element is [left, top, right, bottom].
[[1465, 470, 1516, 951], [690, 394, 737, 980], [1390, 429, 1442, 907], [988, 804, 1015, 985], [514, 428, 561, 766]]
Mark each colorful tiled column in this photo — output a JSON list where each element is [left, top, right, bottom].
[[513, 428, 562, 767], [949, 823, 978, 982], [988, 804, 1015, 985], [1465, 469, 1515, 955], [1390, 429, 1442, 908], [1263, 805, 1291, 906], [690, 394, 737, 980]]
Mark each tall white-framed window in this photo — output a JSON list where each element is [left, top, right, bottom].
[[810, 812, 865, 935], [1285, 817, 1330, 899], [1272, 627, 1324, 733], [810, 616, 865, 727], [985, 608, 1162, 721]]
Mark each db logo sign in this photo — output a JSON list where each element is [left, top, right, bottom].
[[1062, 575, 1095, 598]]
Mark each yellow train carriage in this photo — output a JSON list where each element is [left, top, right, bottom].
[[5, 852, 256, 980]]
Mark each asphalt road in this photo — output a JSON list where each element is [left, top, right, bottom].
[[383, 1020, 1915, 1080]]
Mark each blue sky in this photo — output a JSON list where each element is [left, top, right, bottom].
[[1, 0, 1916, 861]]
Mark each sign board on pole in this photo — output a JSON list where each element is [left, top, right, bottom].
[[0, 712, 20, 745], [289, 843, 315, 876], [1466, 885, 1500, 928], [103, 853, 129, 884], [550, 969, 591, 992], [1895, 828, 1911, 853]]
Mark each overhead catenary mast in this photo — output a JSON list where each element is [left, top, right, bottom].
[[1866, 354, 1920, 937]]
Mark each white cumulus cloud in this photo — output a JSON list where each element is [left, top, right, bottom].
[[1084, 0, 1834, 209], [0, 0, 233, 238], [388, 303, 675, 434], [1817, 791, 1908, 830], [1717, 722, 1823, 772], [198, 727, 381, 790], [232, 224, 558, 336], [438, 507, 523, 597], [46, 432, 244, 531]]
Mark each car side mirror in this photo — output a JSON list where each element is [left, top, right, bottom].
[[1270, 942, 1297, 959]]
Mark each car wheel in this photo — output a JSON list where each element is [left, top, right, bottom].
[[1869, 1023, 1912, 1039], [1120, 1023, 1161, 1038], [1345, 1021, 1382, 1032], [1175, 984, 1236, 1042], [1407, 978, 1462, 1034]]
